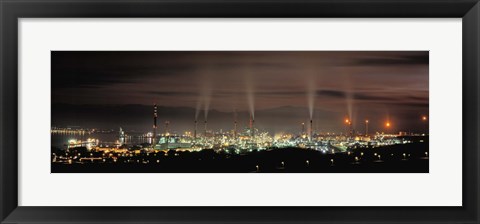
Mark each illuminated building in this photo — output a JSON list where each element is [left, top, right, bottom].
[[154, 135, 191, 150]]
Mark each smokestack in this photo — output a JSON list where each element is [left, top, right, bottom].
[[345, 117, 352, 137], [365, 120, 369, 136], [249, 114, 253, 132], [153, 104, 157, 145], [349, 121, 353, 137], [249, 115, 255, 142], [234, 120, 237, 139], [233, 110, 237, 139], [252, 119, 255, 141], [204, 120, 207, 137], [194, 120, 197, 139], [165, 121, 170, 135], [119, 127, 125, 145], [310, 119, 313, 141]]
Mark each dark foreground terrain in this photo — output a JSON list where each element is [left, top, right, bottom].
[[52, 142, 429, 173]]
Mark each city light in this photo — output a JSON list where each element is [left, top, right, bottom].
[[52, 114, 428, 172]]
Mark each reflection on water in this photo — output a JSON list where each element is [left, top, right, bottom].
[[51, 132, 151, 149]]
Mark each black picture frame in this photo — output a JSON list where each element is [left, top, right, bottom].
[[1, 0, 479, 223]]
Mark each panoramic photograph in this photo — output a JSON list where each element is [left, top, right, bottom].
[[51, 51, 429, 173]]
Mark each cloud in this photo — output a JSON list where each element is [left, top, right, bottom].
[[352, 53, 429, 66], [146, 91, 197, 97], [316, 89, 427, 105], [316, 90, 346, 98], [51, 52, 199, 89], [51, 51, 429, 125]]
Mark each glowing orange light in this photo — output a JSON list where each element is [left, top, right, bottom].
[[365, 120, 369, 123], [385, 122, 391, 127], [422, 116, 427, 121], [345, 119, 350, 124]]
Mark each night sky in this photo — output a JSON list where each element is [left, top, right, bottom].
[[51, 51, 428, 135]]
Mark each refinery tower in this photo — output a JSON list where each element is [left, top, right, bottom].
[[153, 104, 158, 145]]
